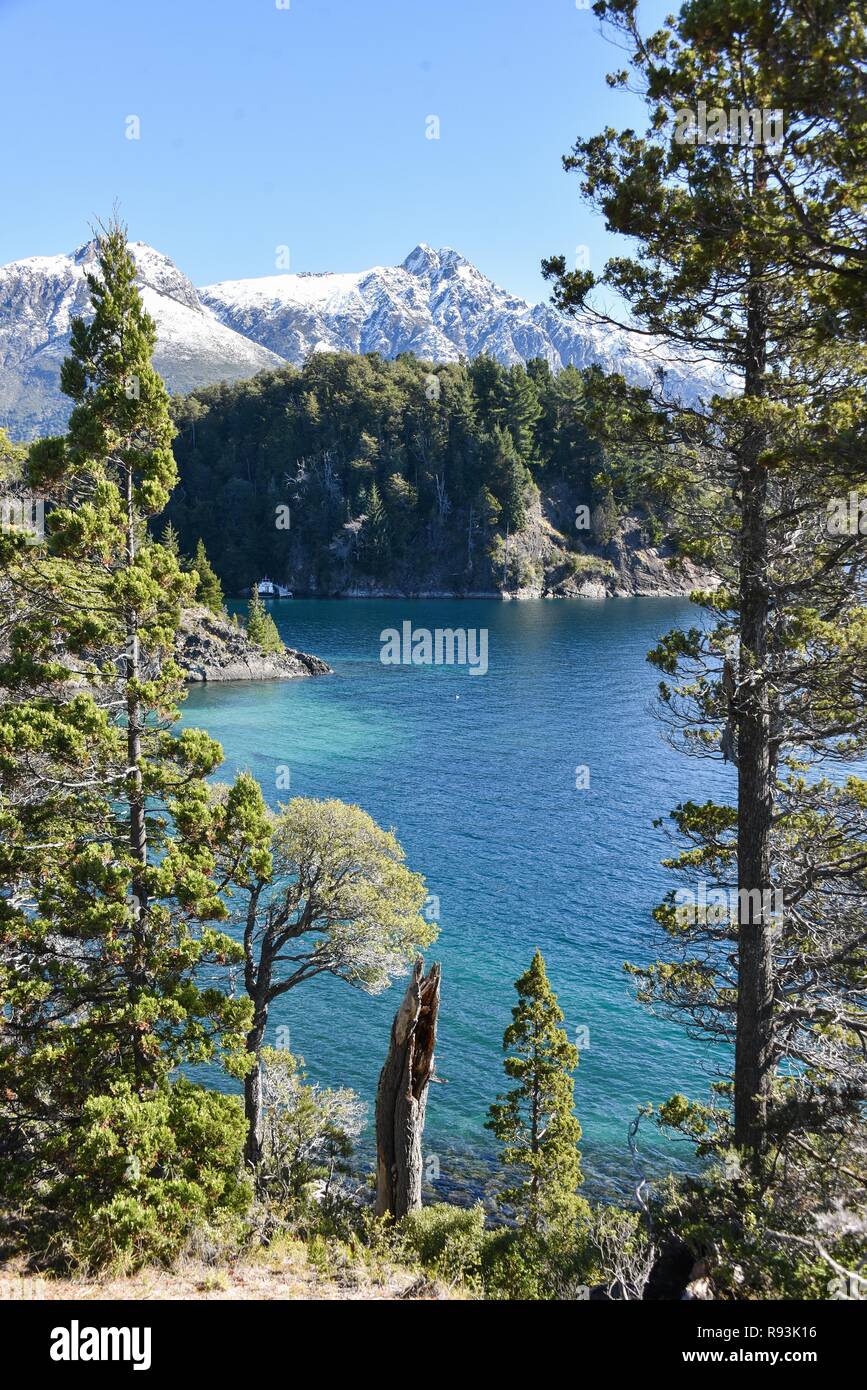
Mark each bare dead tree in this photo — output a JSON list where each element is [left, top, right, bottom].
[[375, 958, 441, 1219]]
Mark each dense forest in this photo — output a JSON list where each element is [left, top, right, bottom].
[[165, 353, 665, 596]]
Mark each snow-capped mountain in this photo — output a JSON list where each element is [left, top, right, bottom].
[[201, 243, 708, 398], [0, 241, 284, 440], [1, 239, 709, 441]]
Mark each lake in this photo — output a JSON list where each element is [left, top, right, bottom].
[[183, 597, 734, 1204]]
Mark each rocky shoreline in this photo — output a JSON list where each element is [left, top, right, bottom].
[[176, 605, 331, 683], [248, 509, 717, 603]]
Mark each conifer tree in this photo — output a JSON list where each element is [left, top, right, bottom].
[[488, 426, 531, 532], [0, 222, 255, 1226], [544, 0, 867, 1167], [160, 519, 181, 559], [245, 586, 284, 654], [191, 537, 224, 615], [363, 480, 391, 574], [486, 951, 583, 1234], [502, 364, 542, 462]]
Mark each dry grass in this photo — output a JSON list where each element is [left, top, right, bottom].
[[0, 1240, 466, 1302]]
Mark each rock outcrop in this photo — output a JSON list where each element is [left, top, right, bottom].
[[176, 606, 331, 682]]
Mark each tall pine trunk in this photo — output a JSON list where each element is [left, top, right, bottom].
[[733, 266, 776, 1154]]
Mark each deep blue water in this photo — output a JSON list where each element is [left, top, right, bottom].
[[183, 598, 734, 1202]]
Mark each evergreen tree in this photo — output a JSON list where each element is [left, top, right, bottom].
[[486, 951, 583, 1234], [362, 479, 391, 574], [544, 0, 867, 1168], [245, 586, 284, 654], [502, 364, 542, 462], [0, 222, 253, 1243], [191, 537, 224, 614], [488, 427, 531, 533], [591, 489, 619, 546], [160, 519, 181, 559]]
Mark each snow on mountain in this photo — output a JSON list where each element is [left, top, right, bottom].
[[1, 239, 712, 442], [201, 243, 713, 400], [0, 241, 283, 440]]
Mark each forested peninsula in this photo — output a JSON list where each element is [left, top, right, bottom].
[[165, 353, 709, 600]]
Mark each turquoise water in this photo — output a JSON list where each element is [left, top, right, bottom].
[[183, 598, 734, 1201]]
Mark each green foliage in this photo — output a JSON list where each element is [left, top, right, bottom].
[[255, 1049, 364, 1207], [544, 0, 867, 1207], [362, 480, 391, 574], [245, 587, 284, 654], [0, 223, 257, 1241], [479, 1223, 592, 1301], [395, 1201, 594, 1300], [34, 1080, 250, 1273], [165, 353, 660, 594], [190, 538, 224, 614], [591, 489, 619, 545], [0, 427, 27, 483], [217, 782, 436, 1167], [396, 1203, 487, 1289], [486, 950, 585, 1235], [225, 788, 437, 1000]]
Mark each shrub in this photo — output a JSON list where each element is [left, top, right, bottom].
[[38, 1079, 250, 1272], [480, 1224, 593, 1300], [397, 1203, 486, 1288], [256, 1049, 365, 1210]]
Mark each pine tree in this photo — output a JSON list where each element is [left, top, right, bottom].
[[245, 586, 284, 654], [591, 488, 619, 546], [191, 537, 224, 615], [488, 426, 531, 532], [543, 0, 867, 1165], [0, 222, 254, 1232], [363, 480, 391, 574], [486, 951, 583, 1234], [160, 520, 180, 559]]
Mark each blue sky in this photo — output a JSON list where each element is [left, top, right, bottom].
[[0, 0, 668, 302]]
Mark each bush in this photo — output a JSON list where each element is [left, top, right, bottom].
[[480, 1224, 593, 1300], [396, 1202, 596, 1300], [38, 1079, 251, 1272], [256, 1049, 365, 1210], [397, 1203, 486, 1288], [480, 1227, 549, 1299], [652, 1170, 861, 1301], [563, 551, 614, 579]]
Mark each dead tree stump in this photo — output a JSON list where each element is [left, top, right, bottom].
[[375, 957, 441, 1219]]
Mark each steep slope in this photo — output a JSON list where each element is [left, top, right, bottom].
[[201, 243, 714, 401], [0, 241, 284, 440]]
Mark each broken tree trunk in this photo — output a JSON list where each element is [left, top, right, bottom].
[[375, 957, 441, 1219]]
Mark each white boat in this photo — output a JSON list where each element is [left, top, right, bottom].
[[255, 578, 293, 598]]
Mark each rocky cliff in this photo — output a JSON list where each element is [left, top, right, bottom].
[[176, 606, 330, 682]]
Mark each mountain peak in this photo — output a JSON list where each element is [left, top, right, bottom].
[[1, 238, 712, 442], [401, 244, 471, 278], [0, 241, 284, 440], [401, 243, 441, 277]]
